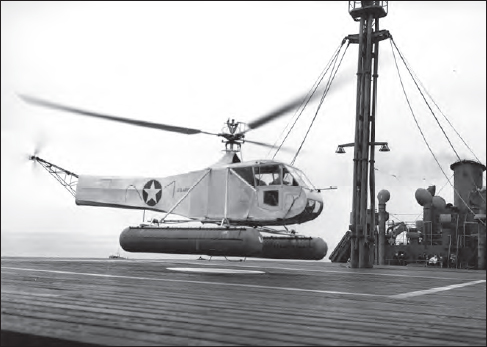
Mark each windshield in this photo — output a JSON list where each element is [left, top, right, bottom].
[[254, 165, 281, 186], [284, 165, 315, 189]]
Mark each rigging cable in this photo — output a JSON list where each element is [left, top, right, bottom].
[[391, 40, 461, 161], [271, 39, 347, 160], [291, 40, 350, 166], [391, 39, 485, 204], [393, 44, 482, 164], [390, 40, 485, 226], [437, 173, 455, 196]]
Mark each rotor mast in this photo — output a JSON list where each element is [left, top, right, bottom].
[[348, 1, 390, 268], [222, 119, 244, 153]]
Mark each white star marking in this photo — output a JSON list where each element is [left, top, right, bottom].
[[144, 181, 161, 204]]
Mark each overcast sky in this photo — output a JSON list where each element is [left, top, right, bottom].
[[2, 1, 486, 259]]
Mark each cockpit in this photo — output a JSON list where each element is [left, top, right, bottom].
[[232, 163, 316, 189], [228, 161, 322, 224]]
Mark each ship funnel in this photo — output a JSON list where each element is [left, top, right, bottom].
[[450, 160, 486, 213]]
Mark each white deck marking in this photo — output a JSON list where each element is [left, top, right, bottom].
[[3, 258, 483, 281], [3, 258, 485, 281], [390, 280, 486, 299], [167, 267, 265, 274], [2, 266, 381, 297]]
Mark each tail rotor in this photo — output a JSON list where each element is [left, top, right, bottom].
[[26, 132, 48, 169]]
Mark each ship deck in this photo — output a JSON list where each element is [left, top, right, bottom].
[[1, 257, 486, 346]]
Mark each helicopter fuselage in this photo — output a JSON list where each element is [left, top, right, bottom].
[[75, 159, 323, 226]]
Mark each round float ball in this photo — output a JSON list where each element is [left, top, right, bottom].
[[415, 188, 432, 206], [377, 189, 390, 204]]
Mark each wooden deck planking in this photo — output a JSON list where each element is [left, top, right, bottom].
[[3, 275, 483, 330], [1, 296, 482, 346], [2, 258, 485, 346], [2, 264, 479, 301], [1, 314, 224, 347], [3, 287, 484, 334]]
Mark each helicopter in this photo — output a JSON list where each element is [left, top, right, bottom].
[[20, 94, 329, 260]]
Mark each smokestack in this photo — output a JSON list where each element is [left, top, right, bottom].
[[450, 160, 486, 214]]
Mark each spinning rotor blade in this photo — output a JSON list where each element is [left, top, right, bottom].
[[245, 71, 351, 133], [244, 139, 276, 148], [19, 95, 217, 136], [245, 88, 324, 132], [244, 139, 293, 153], [25, 131, 47, 163], [32, 141, 44, 158]]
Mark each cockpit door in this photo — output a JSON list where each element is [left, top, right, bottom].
[[254, 165, 282, 211]]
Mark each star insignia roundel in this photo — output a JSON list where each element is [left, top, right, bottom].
[[142, 180, 162, 206]]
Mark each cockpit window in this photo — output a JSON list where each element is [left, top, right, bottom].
[[284, 165, 315, 189], [232, 167, 254, 186], [254, 165, 281, 186], [298, 169, 316, 189], [282, 167, 299, 186], [237, 164, 314, 188]]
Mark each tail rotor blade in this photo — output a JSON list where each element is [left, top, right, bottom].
[[33, 132, 47, 157], [25, 131, 47, 165]]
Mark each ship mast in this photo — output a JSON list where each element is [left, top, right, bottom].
[[346, 1, 390, 268]]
